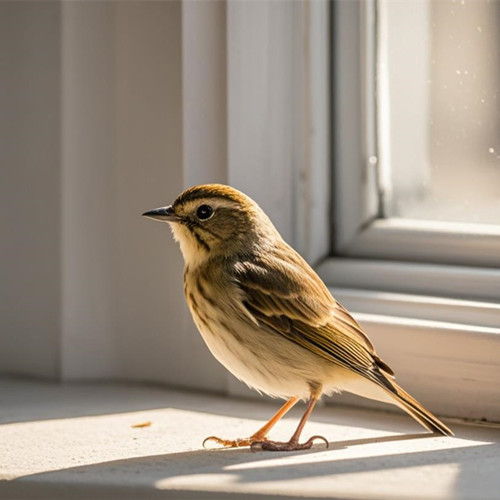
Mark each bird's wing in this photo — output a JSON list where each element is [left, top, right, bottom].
[[232, 248, 394, 383]]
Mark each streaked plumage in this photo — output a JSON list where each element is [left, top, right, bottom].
[[143, 184, 453, 450]]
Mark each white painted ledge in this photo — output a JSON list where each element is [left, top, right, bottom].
[[1, 380, 499, 500]]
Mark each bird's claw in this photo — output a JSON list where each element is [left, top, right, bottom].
[[252, 435, 329, 452], [203, 436, 234, 449], [203, 435, 268, 449]]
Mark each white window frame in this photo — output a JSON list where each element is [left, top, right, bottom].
[[331, 0, 500, 274], [226, 0, 330, 264], [311, 0, 500, 421]]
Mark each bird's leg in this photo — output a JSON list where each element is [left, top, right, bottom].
[[203, 397, 299, 449], [255, 393, 329, 451]]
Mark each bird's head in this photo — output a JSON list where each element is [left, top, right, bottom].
[[143, 184, 278, 267]]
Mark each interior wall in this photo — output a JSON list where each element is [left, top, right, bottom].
[[0, 2, 62, 378], [113, 1, 226, 389], [60, 0, 117, 379], [0, 1, 228, 390]]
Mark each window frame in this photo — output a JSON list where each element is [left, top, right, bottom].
[[330, 0, 500, 293], [310, 0, 500, 421]]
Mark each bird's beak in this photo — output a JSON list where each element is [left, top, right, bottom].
[[142, 205, 179, 222]]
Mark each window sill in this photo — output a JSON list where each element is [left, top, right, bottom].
[[1, 379, 499, 500], [315, 258, 500, 421]]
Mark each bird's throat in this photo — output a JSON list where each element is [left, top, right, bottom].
[[170, 223, 210, 269]]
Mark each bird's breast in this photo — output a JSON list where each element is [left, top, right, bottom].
[[183, 268, 333, 399]]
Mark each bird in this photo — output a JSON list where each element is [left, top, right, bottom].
[[142, 184, 453, 451]]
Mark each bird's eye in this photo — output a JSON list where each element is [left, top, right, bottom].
[[196, 204, 214, 220]]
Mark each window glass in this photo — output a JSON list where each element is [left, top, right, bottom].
[[379, 0, 500, 225]]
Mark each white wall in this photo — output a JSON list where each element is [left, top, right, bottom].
[[60, 1, 117, 380], [111, 1, 226, 389], [0, 2, 62, 378], [1, 1, 227, 389]]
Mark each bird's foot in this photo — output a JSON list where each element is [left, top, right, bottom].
[[251, 435, 329, 452], [203, 435, 268, 449]]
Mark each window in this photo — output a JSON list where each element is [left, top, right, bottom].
[[381, 0, 500, 226], [329, 0, 500, 286], [320, 0, 500, 421]]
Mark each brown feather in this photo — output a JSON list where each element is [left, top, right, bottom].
[[232, 242, 395, 389]]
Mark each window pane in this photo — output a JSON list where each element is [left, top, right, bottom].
[[379, 0, 500, 225]]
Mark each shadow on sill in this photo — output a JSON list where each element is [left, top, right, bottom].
[[2, 378, 499, 500], [4, 437, 500, 500]]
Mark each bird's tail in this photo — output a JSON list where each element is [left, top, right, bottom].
[[385, 379, 454, 436]]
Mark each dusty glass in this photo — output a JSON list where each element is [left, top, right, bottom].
[[378, 0, 500, 225]]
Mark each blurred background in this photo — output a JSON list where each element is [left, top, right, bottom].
[[1, 0, 225, 388]]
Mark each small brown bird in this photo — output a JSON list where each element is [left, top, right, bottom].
[[143, 184, 453, 451]]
